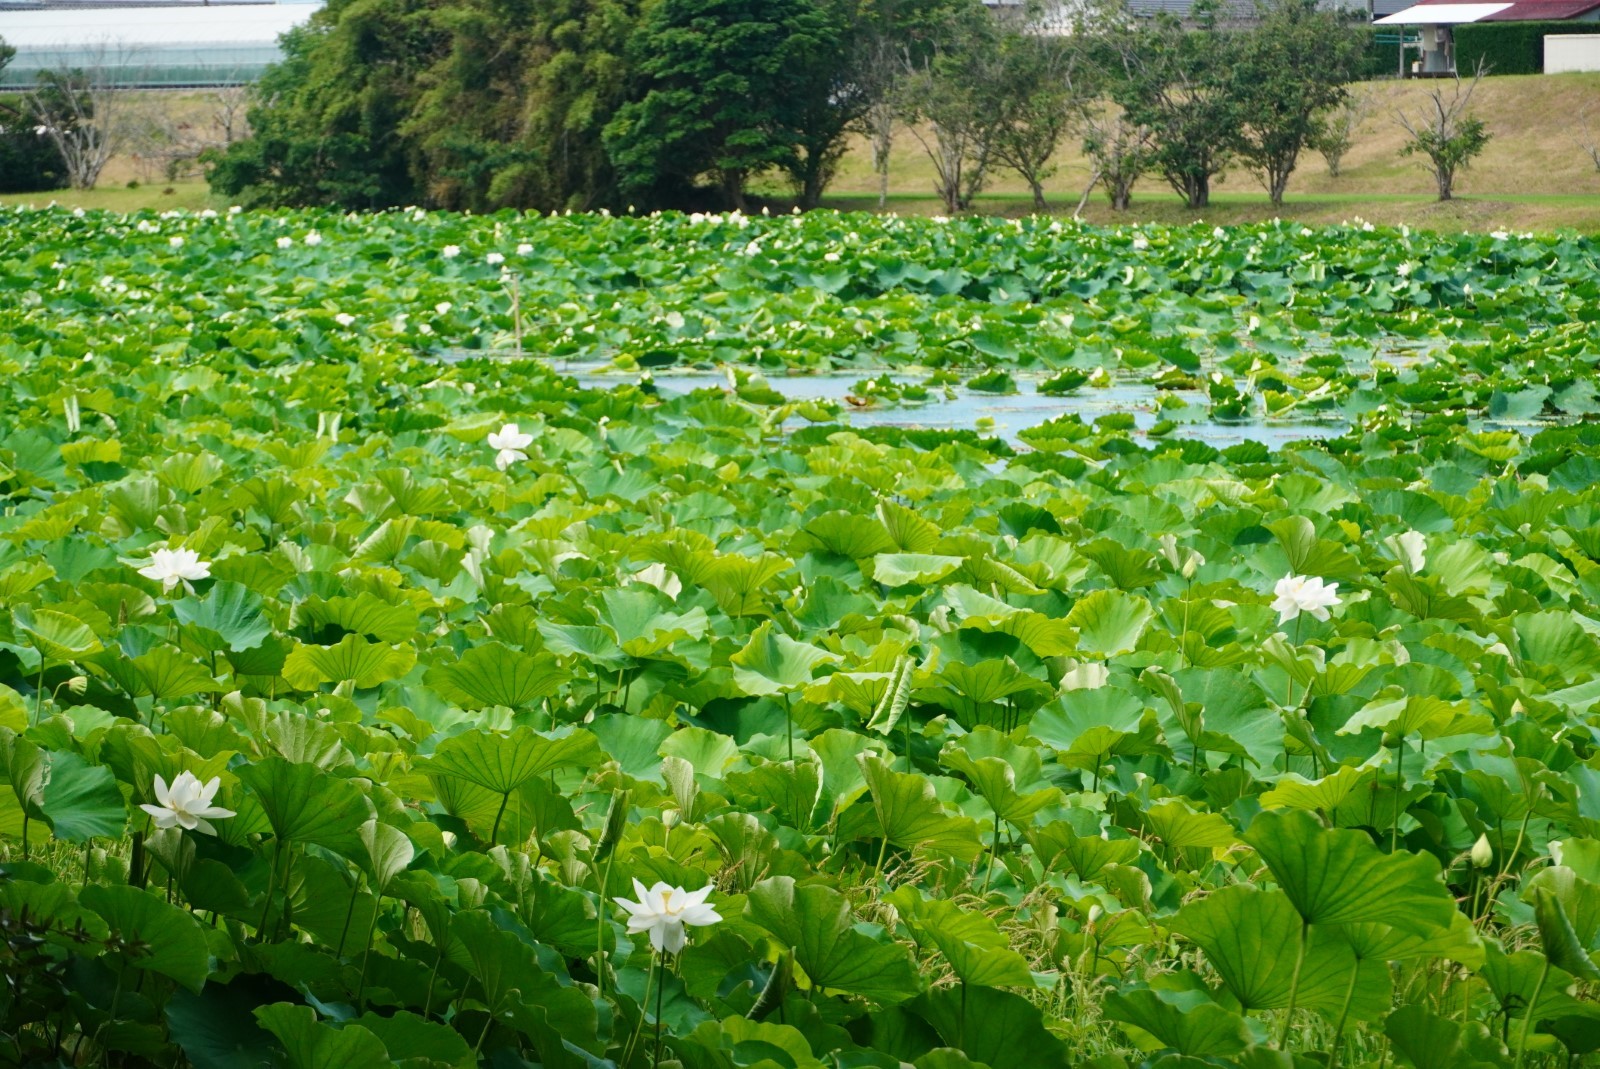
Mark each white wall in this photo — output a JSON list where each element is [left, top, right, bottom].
[[1546, 34, 1600, 73]]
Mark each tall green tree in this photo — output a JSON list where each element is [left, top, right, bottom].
[[209, 0, 450, 208], [404, 0, 640, 211], [1232, 0, 1362, 207], [603, 0, 845, 210], [987, 31, 1088, 213], [1111, 12, 1240, 211]]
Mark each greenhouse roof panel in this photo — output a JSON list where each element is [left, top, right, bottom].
[[0, 4, 313, 47]]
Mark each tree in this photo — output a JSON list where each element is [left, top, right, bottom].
[[0, 39, 69, 194], [1310, 88, 1371, 177], [1080, 104, 1154, 211], [986, 32, 1086, 212], [1397, 67, 1490, 202], [209, 0, 450, 208], [1111, 10, 1241, 210], [23, 44, 143, 191], [403, 0, 641, 212], [1231, 0, 1363, 207], [603, 0, 845, 210], [899, 6, 1005, 215]]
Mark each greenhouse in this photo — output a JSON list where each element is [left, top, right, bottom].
[[0, 2, 320, 88]]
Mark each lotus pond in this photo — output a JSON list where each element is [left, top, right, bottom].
[[8, 206, 1600, 1069]]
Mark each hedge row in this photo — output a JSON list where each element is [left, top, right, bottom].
[[1455, 20, 1600, 75]]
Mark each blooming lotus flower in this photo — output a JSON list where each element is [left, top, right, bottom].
[[442, 245, 461, 259], [487, 422, 534, 470], [1271, 574, 1341, 624], [304, 231, 322, 246], [334, 312, 355, 327], [615, 879, 721, 954], [168, 236, 184, 248], [137, 546, 211, 593], [139, 771, 235, 835], [276, 236, 293, 249]]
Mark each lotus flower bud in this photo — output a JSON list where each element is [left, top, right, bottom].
[[1470, 834, 1493, 869], [662, 808, 682, 831]]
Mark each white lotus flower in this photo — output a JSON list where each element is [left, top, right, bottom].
[[304, 231, 322, 246], [137, 546, 211, 593], [139, 771, 235, 835], [435, 302, 452, 315], [334, 312, 355, 327], [1271, 574, 1341, 624], [488, 422, 534, 470], [516, 243, 533, 255], [442, 244, 461, 258], [615, 879, 721, 954], [485, 252, 504, 265], [276, 236, 293, 249], [168, 236, 184, 248]]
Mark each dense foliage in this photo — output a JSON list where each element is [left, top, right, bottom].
[[8, 208, 1600, 1068], [1453, 21, 1600, 76], [209, 0, 1363, 213], [0, 42, 70, 195]]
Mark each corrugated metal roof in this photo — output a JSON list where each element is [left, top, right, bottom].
[[1482, 0, 1600, 17]]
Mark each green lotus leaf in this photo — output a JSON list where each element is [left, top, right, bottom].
[[173, 581, 273, 653], [81, 884, 213, 993], [1103, 987, 1251, 1057], [424, 643, 570, 710], [731, 621, 837, 696], [1532, 884, 1600, 981], [254, 1003, 392, 1069], [281, 634, 416, 690], [746, 876, 922, 1004], [13, 606, 103, 663], [888, 889, 1034, 988], [1243, 808, 1457, 933], [870, 553, 964, 588], [424, 726, 601, 796], [904, 985, 1068, 1067], [237, 756, 372, 853], [852, 754, 983, 862], [1166, 885, 1389, 1017], [1064, 589, 1153, 658]]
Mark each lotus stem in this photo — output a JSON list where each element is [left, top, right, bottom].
[[490, 791, 511, 847], [1391, 738, 1403, 852], [1279, 920, 1310, 1049], [1515, 956, 1551, 1069], [652, 950, 667, 1069], [1327, 955, 1361, 1069], [982, 808, 1002, 896], [356, 881, 380, 1009]]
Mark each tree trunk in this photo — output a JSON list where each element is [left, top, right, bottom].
[[1437, 167, 1453, 201], [723, 169, 747, 212], [1111, 183, 1132, 212], [1028, 177, 1047, 213], [1186, 173, 1209, 210], [1269, 169, 1289, 209]]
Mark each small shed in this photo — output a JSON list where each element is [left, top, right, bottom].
[[1376, 0, 1600, 73]]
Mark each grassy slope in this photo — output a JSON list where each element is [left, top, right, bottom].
[[4, 74, 1598, 231], [812, 71, 1600, 231]]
